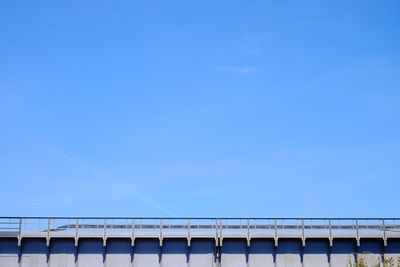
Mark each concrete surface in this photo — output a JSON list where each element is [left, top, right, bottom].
[[1, 237, 400, 267]]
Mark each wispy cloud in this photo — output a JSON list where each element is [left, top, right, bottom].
[[214, 65, 263, 74], [138, 196, 176, 216], [189, 189, 221, 196], [35, 141, 104, 176], [243, 34, 264, 56], [20, 132, 174, 216]]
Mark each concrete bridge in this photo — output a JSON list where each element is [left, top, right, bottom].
[[1, 217, 400, 267]]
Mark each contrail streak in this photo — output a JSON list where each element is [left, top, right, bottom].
[[35, 141, 104, 176], [21, 131, 174, 216]]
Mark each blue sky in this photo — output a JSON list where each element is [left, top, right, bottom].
[[1, 0, 399, 217]]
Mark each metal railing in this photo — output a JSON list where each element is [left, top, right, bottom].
[[1, 217, 400, 246], [1, 217, 399, 234]]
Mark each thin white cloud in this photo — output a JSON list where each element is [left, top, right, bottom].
[[189, 189, 221, 196], [21, 132, 174, 216], [35, 141, 104, 176], [214, 65, 263, 74], [138, 196, 176, 216]]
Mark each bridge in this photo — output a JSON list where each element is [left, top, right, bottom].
[[1, 217, 400, 266]]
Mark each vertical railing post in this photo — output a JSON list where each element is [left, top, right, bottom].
[[329, 218, 333, 246], [75, 218, 79, 246], [18, 218, 23, 246], [219, 218, 223, 246], [274, 218, 278, 246], [46, 217, 51, 246], [159, 219, 163, 246], [218, 218, 222, 267], [131, 218, 135, 246], [356, 219, 360, 247], [103, 218, 107, 246], [382, 218, 387, 247], [187, 218, 191, 246], [247, 218, 250, 247], [301, 219, 305, 247], [215, 219, 218, 246]]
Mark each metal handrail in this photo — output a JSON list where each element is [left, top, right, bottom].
[[0, 217, 399, 232], [1, 217, 400, 220], [1, 217, 399, 248]]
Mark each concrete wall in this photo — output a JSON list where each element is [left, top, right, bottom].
[[221, 239, 247, 267], [276, 239, 302, 267], [49, 238, 76, 267], [190, 239, 216, 267], [385, 239, 400, 266], [0, 238, 19, 267], [1, 237, 400, 267], [303, 239, 329, 267], [133, 238, 160, 267], [105, 239, 131, 267], [249, 239, 275, 267]]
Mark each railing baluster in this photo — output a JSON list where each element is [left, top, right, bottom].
[[274, 218, 278, 246], [103, 218, 107, 246], [247, 218, 250, 247], [159, 218, 163, 246], [329, 218, 333, 246], [219, 218, 223, 246], [131, 218, 135, 246], [356, 219, 360, 247], [383, 218, 387, 247], [75, 218, 79, 246], [46, 217, 50, 246], [18, 217, 22, 246], [187, 218, 191, 246], [301, 218, 305, 247]]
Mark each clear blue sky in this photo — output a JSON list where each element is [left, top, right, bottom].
[[1, 0, 399, 218]]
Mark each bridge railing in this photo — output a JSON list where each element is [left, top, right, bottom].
[[0, 217, 399, 239]]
